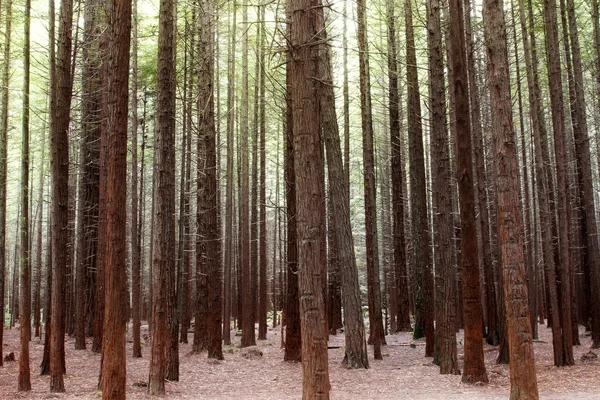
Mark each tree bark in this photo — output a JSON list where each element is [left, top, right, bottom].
[[288, 0, 331, 395], [198, 0, 223, 360], [0, 0, 11, 367], [543, 0, 574, 366], [320, 31, 369, 369], [50, 0, 74, 389], [482, 0, 539, 394], [447, 0, 488, 383], [18, 0, 32, 387], [100, 0, 131, 396], [149, 0, 177, 391], [427, 0, 459, 374], [406, 0, 434, 357]]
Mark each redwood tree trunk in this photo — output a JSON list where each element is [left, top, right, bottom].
[[447, 0, 488, 383], [100, 0, 131, 396], [149, 0, 177, 391], [428, 0, 459, 374], [320, 32, 369, 369], [482, 0, 539, 394], [406, 0, 434, 357], [289, 0, 331, 395], [50, 0, 74, 389], [356, 0, 386, 358]]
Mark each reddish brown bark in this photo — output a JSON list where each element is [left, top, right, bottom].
[[100, 0, 131, 396], [50, 0, 74, 389], [149, 0, 177, 391], [447, 0, 488, 383], [289, 0, 331, 395], [482, 0, 539, 394]]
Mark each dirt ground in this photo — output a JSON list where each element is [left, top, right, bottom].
[[0, 322, 599, 399]]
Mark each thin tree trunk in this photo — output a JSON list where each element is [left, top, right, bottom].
[[387, 0, 411, 334], [283, 20, 301, 360], [258, 4, 268, 341], [543, 0, 574, 366], [0, 0, 11, 367], [222, 0, 236, 346], [50, 0, 74, 388], [356, 0, 386, 359], [131, 0, 142, 358], [240, 0, 255, 348], [18, 0, 32, 387], [320, 31, 369, 369]]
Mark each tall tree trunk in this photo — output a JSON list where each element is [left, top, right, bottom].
[[387, 0, 411, 334], [222, 0, 236, 346], [482, 0, 539, 395], [320, 31, 369, 369], [447, 0, 488, 383], [198, 0, 222, 360], [100, 0, 131, 396], [50, 0, 74, 389], [565, 0, 600, 348], [428, 0, 459, 374], [356, 0, 386, 360], [76, 0, 101, 352], [240, 0, 255, 348], [406, 0, 434, 357], [284, 17, 301, 360], [33, 123, 46, 339], [131, 0, 142, 357], [543, 0, 574, 366], [289, 0, 331, 395], [258, 4, 268, 341], [509, 0, 537, 340], [464, 0, 498, 346], [18, 0, 32, 387], [41, 0, 53, 374], [0, 0, 10, 367], [149, 0, 177, 391]]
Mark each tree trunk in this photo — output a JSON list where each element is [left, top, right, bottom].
[[289, 0, 331, 395], [0, 0, 11, 367], [543, 0, 574, 366], [427, 0, 459, 374], [100, 0, 131, 396], [356, 0, 385, 359], [447, 0, 488, 383], [387, 0, 411, 334], [240, 0, 255, 348], [222, 0, 236, 346], [50, 0, 74, 389], [406, 0, 434, 357], [565, 0, 600, 348], [482, 0, 539, 395], [149, 0, 177, 391], [320, 31, 369, 369], [198, 0, 222, 360], [18, 0, 32, 387], [284, 22, 301, 360], [258, 4, 268, 341], [131, 0, 142, 357]]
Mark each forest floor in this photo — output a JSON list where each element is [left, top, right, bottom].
[[0, 322, 599, 399]]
